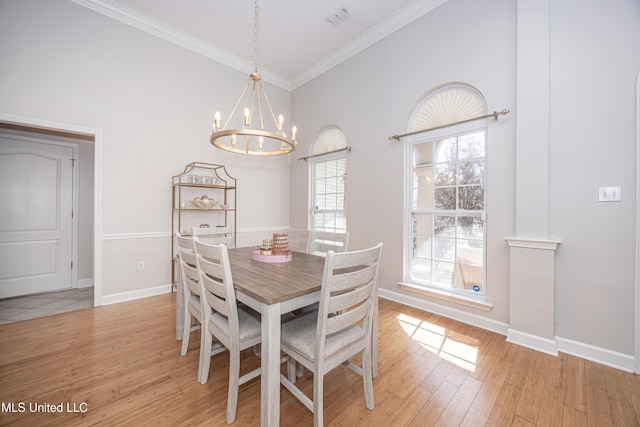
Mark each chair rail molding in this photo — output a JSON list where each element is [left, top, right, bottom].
[[504, 237, 561, 251]]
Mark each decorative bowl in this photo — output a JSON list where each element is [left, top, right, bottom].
[[220, 204, 230, 210], [192, 195, 218, 209]]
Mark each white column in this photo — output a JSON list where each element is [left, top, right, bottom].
[[507, 0, 560, 354]]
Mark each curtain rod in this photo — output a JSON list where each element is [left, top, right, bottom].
[[388, 109, 510, 141], [297, 146, 351, 161]]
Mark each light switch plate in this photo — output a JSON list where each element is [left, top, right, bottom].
[[598, 186, 621, 202]]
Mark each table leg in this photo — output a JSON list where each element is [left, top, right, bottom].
[[261, 302, 281, 427]]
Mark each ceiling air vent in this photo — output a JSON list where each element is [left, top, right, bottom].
[[326, 7, 351, 26]]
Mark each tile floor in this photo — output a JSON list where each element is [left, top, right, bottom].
[[0, 287, 94, 325]]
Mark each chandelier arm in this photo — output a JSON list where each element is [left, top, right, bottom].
[[258, 81, 280, 132], [224, 78, 253, 129], [250, 80, 258, 129], [256, 81, 265, 131]]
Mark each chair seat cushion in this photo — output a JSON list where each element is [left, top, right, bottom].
[[210, 306, 261, 342], [281, 311, 364, 361]]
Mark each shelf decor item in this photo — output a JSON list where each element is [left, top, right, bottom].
[[251, 249, 292, 263], [192, 195, 218, 209], [272, 232, 289, 255]]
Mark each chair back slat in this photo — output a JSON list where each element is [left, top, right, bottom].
[[199, 261, 231, 316], [331, 247, 379, 269], [326, 298, 370, 336], [181, 262, 200, 295], [330, 264, 377, 293], [327, 282, 372, 315], [286, 228, 311, 253], [309, 230, 349, 256], [192, 226, 235, 248]]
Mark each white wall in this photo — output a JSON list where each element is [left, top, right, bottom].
[[550, 0, 640, 356], [291, 0, 640, 364], [0, 0, 292, 300]]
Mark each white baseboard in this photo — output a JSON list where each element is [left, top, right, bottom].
[[77, 279, 94, 288], [101, 284, 172, 306], [506, 328, 557, 356], [378, 288, 509, 336], [379, 287, 636, 373], [556, 337, 635, 373]]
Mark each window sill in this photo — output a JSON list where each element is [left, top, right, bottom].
[[398, 282, 493, 311]]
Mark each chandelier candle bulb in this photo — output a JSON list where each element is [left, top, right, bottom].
[[243, 108, 251, 127], [278, 114, 284, 131], [231, 134, 237, 146], [214, 112, 221, 130], [291, 126, 297, 141], [259, 136, 264, 150]]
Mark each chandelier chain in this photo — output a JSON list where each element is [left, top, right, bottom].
[[253, 0, 259, 73]]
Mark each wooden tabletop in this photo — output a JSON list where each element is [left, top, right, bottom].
[[227, 247, 326, 305]]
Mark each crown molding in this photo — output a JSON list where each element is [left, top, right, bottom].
[[71, 0, 448, 92], [69, 0, 291, 90], [290, 0, 449, 89]]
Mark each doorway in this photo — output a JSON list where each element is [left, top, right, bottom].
[[0, 115, 101, 313]]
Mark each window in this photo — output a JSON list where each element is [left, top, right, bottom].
[[312, 156, 346, 233], [405, 84, 487, 296], [310, 126, 347, 233]]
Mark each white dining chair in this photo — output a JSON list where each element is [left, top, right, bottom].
[[194, 238, 262, 424], [176, 233, 204, 370], [192, 225, 235, 247], [308, 230, 349, 256], [177, 231, 227, 384], [285, 228, 311, 253], [279, 243, 384, 427]]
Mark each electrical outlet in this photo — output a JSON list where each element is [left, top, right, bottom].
[[598, 186, 621, 202], [137, 261, 145, 271]]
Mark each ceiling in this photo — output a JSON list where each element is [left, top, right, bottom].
[[72, 0, 448, 89]]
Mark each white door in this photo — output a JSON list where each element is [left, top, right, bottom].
[[0, 135, 74, 298]]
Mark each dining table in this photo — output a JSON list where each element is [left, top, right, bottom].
[[176, 246, 378, 427]]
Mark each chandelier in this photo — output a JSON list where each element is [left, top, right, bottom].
[[210, 0, 297, 156]]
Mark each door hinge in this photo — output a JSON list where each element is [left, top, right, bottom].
[[71, 261, 73, 269]]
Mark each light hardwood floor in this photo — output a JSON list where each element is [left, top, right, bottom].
[[0, 293, 638, 426]]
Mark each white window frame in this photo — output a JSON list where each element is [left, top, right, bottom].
[[310, 150, 347, 234], [404, 120, 488, 298]]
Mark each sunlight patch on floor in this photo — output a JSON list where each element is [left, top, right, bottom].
[[397, 313, 479, 371]]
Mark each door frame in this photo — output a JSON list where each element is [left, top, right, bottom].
[[0, 113, 103, 307], [636, 71, 640, 374]]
